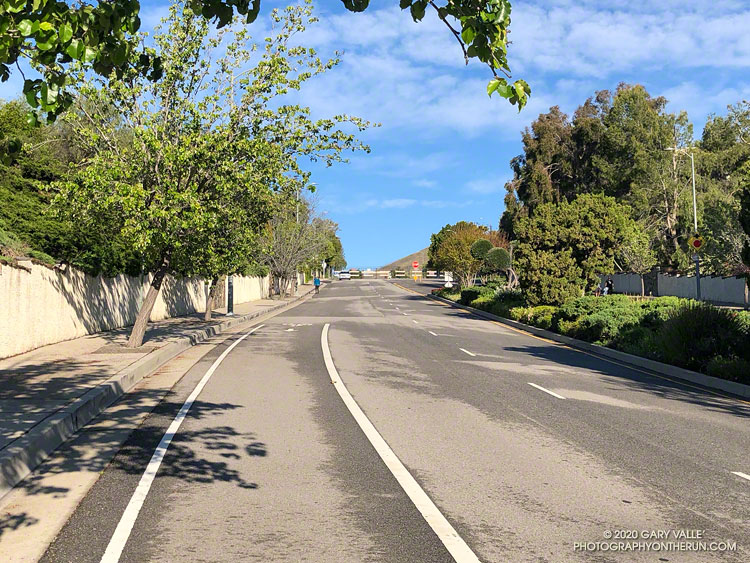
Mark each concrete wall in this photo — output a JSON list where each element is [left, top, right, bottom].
[[657, 273, 747, 305], [228, 275, 269, 304], [600, 273, 643, 295], [600, 271, 748, 306], [0, 262, 269, 359]]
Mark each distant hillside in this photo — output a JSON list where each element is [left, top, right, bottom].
[[380, 247, 429, 271]]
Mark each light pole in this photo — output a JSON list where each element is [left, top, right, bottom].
[[665, 147, 701, 300]]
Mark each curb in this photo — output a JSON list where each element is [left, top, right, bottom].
[[426, 294, 750, 400], [0, 290, 313, 499]]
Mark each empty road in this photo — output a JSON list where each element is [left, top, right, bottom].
[[42, 280, 749, 562]]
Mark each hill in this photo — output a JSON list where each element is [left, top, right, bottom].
[[380, 247, 429, 271]]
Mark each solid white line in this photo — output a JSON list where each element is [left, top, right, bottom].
[[732, 471, 750, 481], [100, 325, 264, 563], [321, 324, 480, 562], [428, 331, 438, 336], [459, 348, 476, 357], [527, 382, 566, 400]]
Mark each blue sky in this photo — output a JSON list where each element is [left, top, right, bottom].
[[3, 0, 750, 268]]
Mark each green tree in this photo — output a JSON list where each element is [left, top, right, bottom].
[[0, 0, 528, 140], [429, 222, 492, 287], [51, 2, 370, 347], [514, 193, 646, 305]]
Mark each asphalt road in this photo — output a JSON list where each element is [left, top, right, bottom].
[[42, 280, 749, 562]]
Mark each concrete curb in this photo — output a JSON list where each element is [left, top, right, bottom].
[[0, 290, 313, 499], [427, 294, 750, 400]]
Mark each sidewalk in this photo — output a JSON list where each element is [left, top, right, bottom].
[[0, 289, 313, 497]]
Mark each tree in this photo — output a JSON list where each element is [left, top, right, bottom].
[[429, 221, 490, 287], [0, 0, 528, 142], [256, 198, 327, 296], [51, 2, 371, 347], [514, 193, 647, 305]]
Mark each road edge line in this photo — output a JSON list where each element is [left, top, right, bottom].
[[100, 324, 264, 563], [321, 323, 481, 563]]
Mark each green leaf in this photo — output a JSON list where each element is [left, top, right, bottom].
[[25, 111, 39, 128], [25, 88, 39, 108], [461, 26, 476, 44], [66, 38, 83, 59], [59, 24, 73, 43], [39, 21, 54, 32], [83, 46, 97, 63], [18, 20, 34, 37]]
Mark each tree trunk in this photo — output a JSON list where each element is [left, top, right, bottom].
[[204, 276, 220, 321], [127, 258, 170, 348]]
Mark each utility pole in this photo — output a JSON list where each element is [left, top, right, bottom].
[[666, 147, 701, 300]]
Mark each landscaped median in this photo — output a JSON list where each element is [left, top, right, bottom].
[[432, 286, 750, 389]]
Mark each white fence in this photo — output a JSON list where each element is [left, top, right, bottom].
[[600, 272, 748, 306]]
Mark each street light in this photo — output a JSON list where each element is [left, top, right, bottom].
[[665, 146, 701, 300]]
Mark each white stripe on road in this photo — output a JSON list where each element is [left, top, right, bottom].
[[321, 324, 480, 563], [459, 348, 476, 357], [527, 382, 566, 400], [428, 331, 438, 336], [412, 320, 419, 324], [732, 471, 750, 481], [100, 325, 264, 563]]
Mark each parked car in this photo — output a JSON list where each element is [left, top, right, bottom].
[[338, 271, 351, 280]]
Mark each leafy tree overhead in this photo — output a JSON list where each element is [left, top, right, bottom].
[[51, 2, 371, 347], [0, 0, 528, 148]]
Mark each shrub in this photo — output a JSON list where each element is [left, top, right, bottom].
[[28, 249, 56, 265], [460, 288, 482, 304], [486, 247, 510, 270], [657, 303, 748, 373], [639, 296, 687, 328], [509, 307, 529, 321], [470, 239, 493, 260], [528, 305, 557, 330], [614, 326, 661, 359], [707, 356, 750, 384]]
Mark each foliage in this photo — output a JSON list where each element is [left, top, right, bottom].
[[50, 2, 370, 345], [657, 302, 749, 375], [470, 238, 493, 260], [429, 221, 489, 287], [459, 287, 482, 305], [514, 193, 644, 305], [501, 84, 750, 274], [0, 0, 527, 145], [256, 199, 328, 296], [486, 246, 510, 270]]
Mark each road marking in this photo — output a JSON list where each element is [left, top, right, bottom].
[[321, 324, 480, 563], [412, 320, 419, 324], [402, 312, 409, 316], [459, 348, 476, 357], [527, 382, 566, 400], [100, 325, 264, 563], [731, 471, 750, 481], [428, 331, 438, 336]]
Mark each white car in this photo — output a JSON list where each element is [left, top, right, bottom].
[[338, 271, 351, 280]]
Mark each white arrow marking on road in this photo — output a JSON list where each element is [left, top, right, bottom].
[[459, 348, 476, 357], [527, 382, 566, 400], [321, 324, 481, 563], [100, 325, 264, 563], [732, 471, 750, 482]]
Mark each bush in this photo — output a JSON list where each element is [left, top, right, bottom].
[[459, 288, 482, 305], [28, 249, 56, 265], [614, 326, 661, 359], [707, 356, 750, 384], [657, 303, 749, 373]]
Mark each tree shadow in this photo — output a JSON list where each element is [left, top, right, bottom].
[[0, 511, 39, 539], [502, 344, 750, 419], [2, 394, 267, 544]]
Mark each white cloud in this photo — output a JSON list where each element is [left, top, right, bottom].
[[413, 179, 437, 188]]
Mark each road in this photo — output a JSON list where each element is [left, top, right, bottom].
[[42, 279, 749, 562]]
